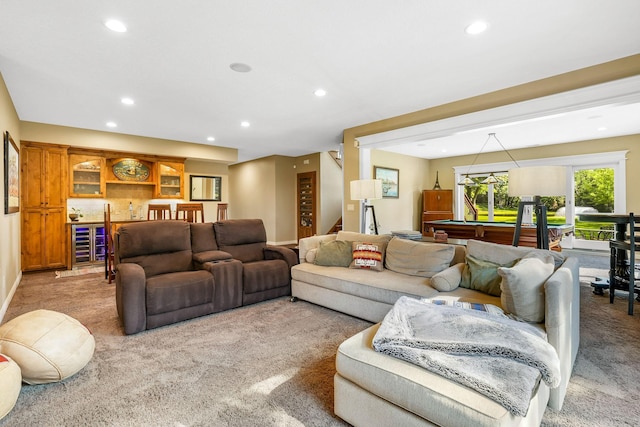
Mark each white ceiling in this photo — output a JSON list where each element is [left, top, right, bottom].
[[1, 1, 639, 163]]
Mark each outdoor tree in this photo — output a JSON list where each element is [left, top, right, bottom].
[[574, 168, 614, 212]]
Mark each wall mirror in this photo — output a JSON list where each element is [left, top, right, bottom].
[[190, 175, 221, 201]]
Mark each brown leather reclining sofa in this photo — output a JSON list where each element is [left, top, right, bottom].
[[114, 219, 298, 334]]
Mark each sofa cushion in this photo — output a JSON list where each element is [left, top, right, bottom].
[[305, 248, 318, 263], [315, 240, 353, 267], [499, 252, 555, 323], [466, 239, 565, 269], [118, 220, 192, 258], [193, 250, 233, 264], [336, 324, 549, 427], [385, 238, 455, 278], [190, 223, 218, 253], [214, 219, 267, 263], [337, 231, 392, 244], [460, 254, 517, 297], [117, 221, 194, 277], [298, 234, 337, 263], [122, 250, 194, 278], [430, 262, 465, 291], [349, 241, 387, 272], [145, 270, 214, 316], [292, 263, 439, 304], [243, 260, 290, 294]]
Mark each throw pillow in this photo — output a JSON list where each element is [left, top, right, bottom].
[[385, 237, 455, 278], [460, 254, 518, 297], [430, 263, 465, 291], [336, 230, 392, 244], [305, 248, 317, 264], [314, 240, 352, 267], [466, 239, 565, 269], [498, 251, 555, 323], [421, 297, 507, 318], [349, 241, 387, 272]]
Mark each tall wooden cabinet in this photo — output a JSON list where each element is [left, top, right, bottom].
[[21, 142, 69, 271], [421, 189, 454, 235], [297, 172, 316, 239]]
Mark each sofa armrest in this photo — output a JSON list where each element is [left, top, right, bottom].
[[544, 255, 580, 410], [298, 234, 337, 263], [264, 246, 299, 269], [193, 250, 233, 267], [115, 262, 147, 335]]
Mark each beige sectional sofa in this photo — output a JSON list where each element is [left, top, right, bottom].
[[290, 231, 580, 427]]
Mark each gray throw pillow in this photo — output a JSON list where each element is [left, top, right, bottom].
[[314, 240, 353, 267], [385, 237, 455, 278], [460, 254, 518, 297]]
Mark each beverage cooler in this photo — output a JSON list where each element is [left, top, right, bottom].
[[71, 223, 106, 267]]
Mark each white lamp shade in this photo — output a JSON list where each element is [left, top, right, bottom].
[[508, 166, 567, 197], [350, 179, 383, 200]]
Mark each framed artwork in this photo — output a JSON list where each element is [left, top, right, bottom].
[[4, 131, 19, 214], [374, 166, 399, 198], [189, 175, 222, 201]]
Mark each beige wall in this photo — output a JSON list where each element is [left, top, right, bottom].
[[319, 152, 343, 235], [343, 54, 640, 232], [20, 121, 238, 163], [184, 159, 230, 222], [368, 151, 430, 233], [0, 73, 22, 321], [428, 134, 640, 213], [229, 152, 343, 243], [229, 155, 297, 245]]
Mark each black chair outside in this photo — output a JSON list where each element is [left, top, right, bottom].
[[609, 212, 639, 315]]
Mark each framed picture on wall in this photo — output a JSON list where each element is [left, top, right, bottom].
[[189, 175, 222, 201], [374, 166, 399, 198], [4, 131, 19, 214]]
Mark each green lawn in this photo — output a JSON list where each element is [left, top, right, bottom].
[[474, 208, 608, 229]]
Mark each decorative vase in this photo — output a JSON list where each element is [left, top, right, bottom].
[[69, 213, 79, 221]]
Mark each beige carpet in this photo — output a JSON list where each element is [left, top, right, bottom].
[[1, 265, 640, 426]]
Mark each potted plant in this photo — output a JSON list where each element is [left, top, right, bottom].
[[69, 208, 83, 222]]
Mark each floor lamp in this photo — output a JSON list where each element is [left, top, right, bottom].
[[508, 166, 566, 250], [350, 179, 383, 234]]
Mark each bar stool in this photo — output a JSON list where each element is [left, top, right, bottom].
[[609, 212, 639, 315], [176, 203, 205, 223], [147, 204, 172, 220], [217, 203, 228, 221], [104, 203, 115, 283]]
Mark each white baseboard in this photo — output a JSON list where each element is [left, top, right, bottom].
[[0, 271, 22, 323]]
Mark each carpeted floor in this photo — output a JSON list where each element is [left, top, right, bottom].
[[1, 251, 640, 426]]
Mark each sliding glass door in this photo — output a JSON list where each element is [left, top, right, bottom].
[[454, 151, 627, 251]]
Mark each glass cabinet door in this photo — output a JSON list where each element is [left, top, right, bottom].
[[155, 161, 184, 198], [69, 155, 105, 197]]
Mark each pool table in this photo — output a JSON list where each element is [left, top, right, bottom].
[[423, 220, 573, 251]]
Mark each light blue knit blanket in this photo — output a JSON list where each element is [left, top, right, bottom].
[[372, 296, 561, 417]]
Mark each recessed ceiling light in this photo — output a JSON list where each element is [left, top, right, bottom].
[[465, 21, 488, 35], [106, 121, 117, 128], [230, 63, 252, 73], [314, 88, 327, 97], [121, 97, 134, 105], [105, 19, 127, 33], [207, 136, 215, 142], [240, 121, 250, 128], [597, 126, 607, 131]]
